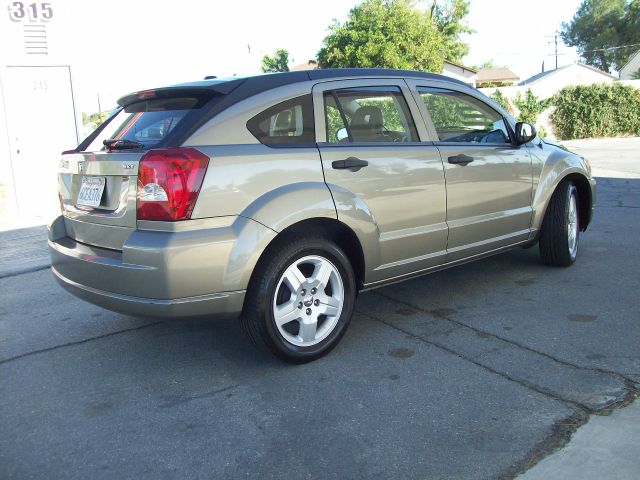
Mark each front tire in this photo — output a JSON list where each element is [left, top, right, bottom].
[[539, 181, 580, 266], [241, 236, 356, 363]]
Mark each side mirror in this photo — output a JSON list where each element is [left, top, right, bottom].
[[514, 122, 536, 145], [336, 127, 348, 142]]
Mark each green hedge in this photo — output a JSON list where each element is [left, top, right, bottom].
[[550, 83, 640, 140]]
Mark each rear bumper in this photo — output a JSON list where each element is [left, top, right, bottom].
[[51, 265, 244, 318], [48, 214, 275, 318]]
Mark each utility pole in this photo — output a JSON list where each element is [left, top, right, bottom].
[[546, 33, 560, 69], [97, 93, 101, 115]]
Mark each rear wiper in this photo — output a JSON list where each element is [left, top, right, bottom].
[[103, 139, 144, 150]]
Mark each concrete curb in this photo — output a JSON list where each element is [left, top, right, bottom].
[[518, 399, 640, 479]]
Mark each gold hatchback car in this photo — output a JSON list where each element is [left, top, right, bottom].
[[49, 69, 595, 362]]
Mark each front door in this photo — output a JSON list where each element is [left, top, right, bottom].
[[312, 79, 448, 283], [409, 83, 533, 261]]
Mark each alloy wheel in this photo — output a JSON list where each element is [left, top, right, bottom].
[[567, 190, 578, 256], [272, 255, 344, 347]]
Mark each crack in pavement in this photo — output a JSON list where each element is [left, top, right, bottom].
[[364, 291, 640, 479], [0, 321, 164, 366], [373, 290, 638, 386], [360, 310, 593, 412], [158, 384, 241, 409], [496, 411, 589, 480], [0, 265, 50, 279], [360, 310, 640, 479]]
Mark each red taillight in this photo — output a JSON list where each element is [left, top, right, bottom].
[[137, 148, 209, 221]]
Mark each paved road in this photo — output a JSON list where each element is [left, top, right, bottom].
[[1, 139, 638, 479]]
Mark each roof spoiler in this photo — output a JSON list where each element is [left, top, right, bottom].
[[117, 79, 244, 108]]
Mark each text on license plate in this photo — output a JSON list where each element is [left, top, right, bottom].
[[77, 176, 106, 208]]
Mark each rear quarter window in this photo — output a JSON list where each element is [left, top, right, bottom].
[[247, 95, 315, 147]]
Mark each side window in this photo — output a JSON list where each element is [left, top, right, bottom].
[[418, 87, 511, 144], [247, 94, 314, 146], [323, 86, 418, 143]]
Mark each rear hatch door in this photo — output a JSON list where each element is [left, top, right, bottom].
[[59, 92, 214, 250]]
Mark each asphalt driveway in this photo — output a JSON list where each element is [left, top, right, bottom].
[[1, 138, 638, 480]]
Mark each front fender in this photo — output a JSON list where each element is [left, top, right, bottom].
[[531, 148, 593, 234]]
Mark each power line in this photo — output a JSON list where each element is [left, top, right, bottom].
[[579, 42, 640, 54]]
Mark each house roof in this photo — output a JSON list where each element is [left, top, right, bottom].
[[519, 63, 617, 86], [619, 49, 640, 77], [289, 61, 318, 72], [443, 60, 477, 74], [476, 67, 519, 84]]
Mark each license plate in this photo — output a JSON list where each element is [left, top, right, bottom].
[[77, 176, 106, 208]]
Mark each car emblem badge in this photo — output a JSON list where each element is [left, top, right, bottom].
[[303, 295, 314, 307]]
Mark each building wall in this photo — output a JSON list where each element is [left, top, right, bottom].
[[518, 64, 615, 99], [0, 2, 79, 225], [0, 76, 15, 218], [442, 63, 477, 87]]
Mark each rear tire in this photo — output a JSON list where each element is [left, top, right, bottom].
[[539, 181, 580, 267], [241, 236, 356, 363]]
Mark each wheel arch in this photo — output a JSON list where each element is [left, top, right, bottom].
[[562, 173, 593, 232], [533, 170, 594, 236], [249, 218, 367, 292]]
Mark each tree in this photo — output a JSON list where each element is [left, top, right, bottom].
[[489, 89, 513, 115], [561, 0, 640, 73], [471, 60, 497, 70], [633, 67, 640, 79], [430, 0, 473, 63], [317, 0, 444, 72], [82, 111, 108, 126], [513, 89, 551, 125], [261, 49, 290, 73]]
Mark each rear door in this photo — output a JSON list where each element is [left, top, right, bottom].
[[407, 81, 533, 261], [60, 94, 206, 250], [312, 79, 447, 283]]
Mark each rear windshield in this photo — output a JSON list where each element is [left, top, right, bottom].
[[82, 96, 206, 152]]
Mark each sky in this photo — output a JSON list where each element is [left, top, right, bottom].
[[1, 0, 584, 114]]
